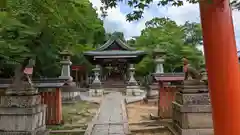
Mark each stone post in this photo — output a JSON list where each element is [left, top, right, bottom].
[[89, 65, 104, 96], [0, 60, 48, 134], [171, 80, 213, 135]]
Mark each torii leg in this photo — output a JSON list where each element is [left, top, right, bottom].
[[199, 0, 240, 134]]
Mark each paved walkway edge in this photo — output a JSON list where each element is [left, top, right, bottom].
[[84, 100, 102, 135], [84, 93, 130, 135]]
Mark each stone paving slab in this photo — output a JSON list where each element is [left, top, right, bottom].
[[85, 92, 129, 135]]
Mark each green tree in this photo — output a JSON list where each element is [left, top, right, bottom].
[[182, 21, 202, 46], [0, 0, 106, 78], [131, 17, 204, 75]]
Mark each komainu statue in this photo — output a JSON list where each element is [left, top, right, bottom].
[[6, 58, 36, 95], [183, 58, 207, 82]]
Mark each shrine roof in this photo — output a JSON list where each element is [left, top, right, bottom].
[[96, 36, 135, 51], [84, 50, 146, 56], [84, 35, 147, 57]]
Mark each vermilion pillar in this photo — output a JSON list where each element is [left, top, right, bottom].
[[199, 0, 240, 134], [55, 88, 62, 124]]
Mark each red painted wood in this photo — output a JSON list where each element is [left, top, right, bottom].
[[158, 86, 177, 119], [200, 0, 240, 134], [40, 89, 62, 125]]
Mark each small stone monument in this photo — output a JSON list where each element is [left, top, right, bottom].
[[0, 60, 48, 135], [89, 65, 104, 96], [172, 79, 213, 135], [126, 64, 143, 96]]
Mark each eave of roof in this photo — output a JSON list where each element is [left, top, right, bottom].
[[84, 50, 147, 56]]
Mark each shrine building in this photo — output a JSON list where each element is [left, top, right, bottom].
[[84, 35, 147, 91]]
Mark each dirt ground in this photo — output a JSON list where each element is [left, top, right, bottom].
[[127, 102, 158, 123], [127, 102, 171, 135]]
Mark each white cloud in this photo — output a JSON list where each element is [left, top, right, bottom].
[[90, 0, 240, 50]]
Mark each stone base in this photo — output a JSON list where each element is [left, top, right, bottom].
[[173, 123, 213, 135], [0, 104, 47, 131], [126, 86, 144, 96], [0, 126, 49, 135], [62, 92, 80, 101], [89, 89, 104, 97], [172, 103, 212, 129], [0, 95, 48, 135]]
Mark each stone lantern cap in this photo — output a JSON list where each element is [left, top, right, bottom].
[[60, 50, 73, 61], [59, 50, 73, 56], [153, 45, 166, 58]]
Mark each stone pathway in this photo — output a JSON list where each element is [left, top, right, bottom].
[[85, 92, 129, 135]]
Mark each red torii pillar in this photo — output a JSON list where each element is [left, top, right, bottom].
[[199, 0, 240, 134]]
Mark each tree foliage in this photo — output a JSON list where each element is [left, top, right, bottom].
[[0, 0, 106, 77], [100, 0, 238, 21], [131, 17, 204, 75]]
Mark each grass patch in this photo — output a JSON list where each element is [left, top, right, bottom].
[[62, 101, 99, 125], [47, 100, 99, 133]]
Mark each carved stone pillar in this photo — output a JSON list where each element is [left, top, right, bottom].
[[0, 62, 48, 134], [89, 65, 104, 97], [172, 80, 213, 135]]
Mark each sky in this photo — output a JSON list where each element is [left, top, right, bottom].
[[89, 0, 240, 51]]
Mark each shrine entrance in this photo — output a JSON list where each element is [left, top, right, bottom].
[[84, 34, 147, 89], [103, 60, 127, 81]]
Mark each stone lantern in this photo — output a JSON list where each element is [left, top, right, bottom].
[[126, 63, 144, 96], [153, 45, 166, 74], [89, 65, 104, 96], [59, 50, 73, 81], [128, 64, 137, 85], [146, 45, 166, 99], [92, 65, 101, 85]]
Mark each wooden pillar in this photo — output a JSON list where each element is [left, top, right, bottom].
[[199, 0, 240, 134], [55, 88, 62, 124]]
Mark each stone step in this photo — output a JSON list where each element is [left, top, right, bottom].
[[172, 123, 213, 135], [172, 108, 213, 129], [172, 101, 212, 113], [178, 85, 209, 93]]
